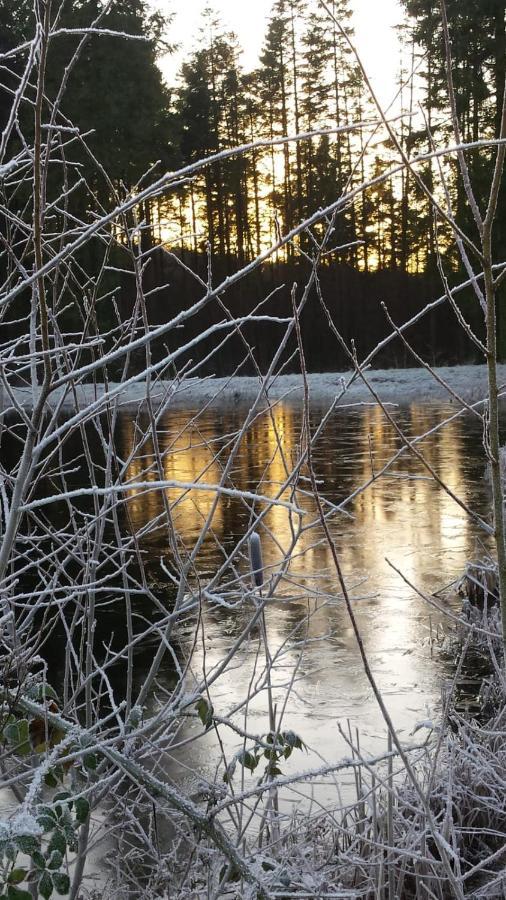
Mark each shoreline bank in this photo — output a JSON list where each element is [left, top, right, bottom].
[[5, 363, 506, 414]]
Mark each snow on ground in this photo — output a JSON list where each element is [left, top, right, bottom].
[[5, 364, 506, 414]]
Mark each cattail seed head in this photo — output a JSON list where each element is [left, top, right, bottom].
[[249, 531, 264, 588]]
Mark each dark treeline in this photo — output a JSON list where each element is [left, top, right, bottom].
[[116, 249, 484, 376], [0, 0, 504, 373]]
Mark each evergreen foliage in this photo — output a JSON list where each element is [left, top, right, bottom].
[[0, 0, 504, 279], [0, 0, 173, 195]]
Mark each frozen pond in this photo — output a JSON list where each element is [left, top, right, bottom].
[[0, 402, 496, 870], [2, 399, 494, 829], [103, 401, 492, 802]]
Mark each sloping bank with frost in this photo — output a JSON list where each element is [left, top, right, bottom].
[[5, 364, 506, 413]]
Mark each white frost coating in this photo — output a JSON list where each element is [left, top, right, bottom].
[[7, 363, 506, 413], [19, 481, 305, 515], [411, 719, 436, 734], [10, 814, 42, 837], [203, 590, 243, 609], [0, 157, 25, 179], [50, 28, 149, 40]]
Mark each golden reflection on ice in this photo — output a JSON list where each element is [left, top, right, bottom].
[[119, 400, 485, 614], [118, 401, 491, 776], [120, 414, 227, 543]]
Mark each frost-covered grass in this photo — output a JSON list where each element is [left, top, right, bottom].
[[5, 626, 506, 900], [152, 582, 506, 900], [5, 363, 506, 413]]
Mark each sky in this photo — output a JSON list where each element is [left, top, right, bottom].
[[158, 0, 404, 106]]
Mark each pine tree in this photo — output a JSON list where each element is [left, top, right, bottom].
[[257, 9, 293, 247], [176, 12, 251, 262], [0, 0, 174, 246], [52, 0, 173, 191], [401, 0, 506, 255]]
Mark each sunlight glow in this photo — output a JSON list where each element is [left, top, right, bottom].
[[159, 1, 404, 106]]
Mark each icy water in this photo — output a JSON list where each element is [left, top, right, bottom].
[[4, 399, 494, 819], [111, 400, 492, 803]]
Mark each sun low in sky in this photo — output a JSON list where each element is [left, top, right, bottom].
[[160, 0, 404, 105]]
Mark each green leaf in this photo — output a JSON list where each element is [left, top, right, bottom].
[[53, 793, 71, 805], [31, 850, 46, 870], [283, 731, 304, 750], [38, 807, 56, 821], [44, 772, 58, 789], [61, 824, 77, 854], [74, 798, 89, 825], [4, 720, 31, 756], [261, 859, 276, 872], [7, 870, 26, 886], [14, 836, 39, 855], [25, 684, 59, 704], [38, 870, 53, 900], [6, 887, 32, 900], [59, 809, 74, 831], [17, 719, 31, 756], [47, 851, 63, 871], [267, 766, 282, 777], [0, 714, 16, 740], [51, 872, 70, 896], [196, 698, 213, 729], [47, 831, 66, 856], [37, 817, 55, 834], [83, 754, 96, 771], [241, 751, 257, 772]]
